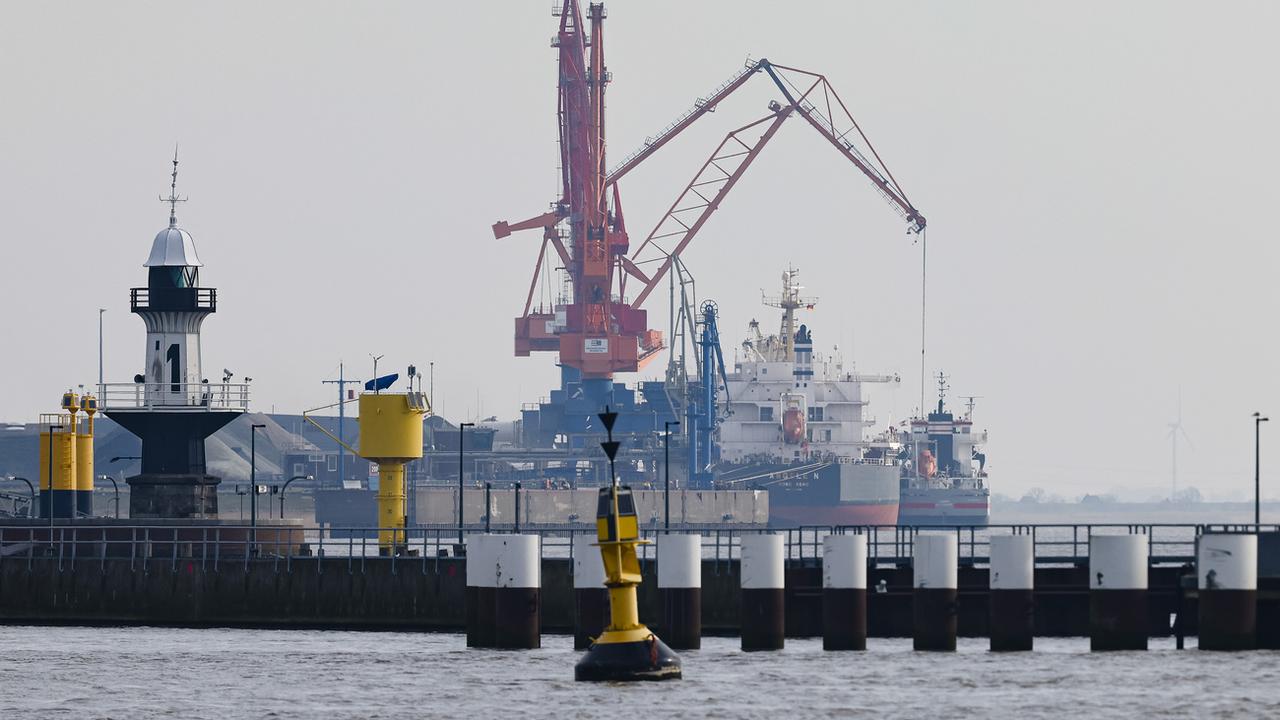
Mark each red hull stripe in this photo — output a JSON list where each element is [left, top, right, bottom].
[[953, 503, 989, 509], [770, 504, 900, 526]]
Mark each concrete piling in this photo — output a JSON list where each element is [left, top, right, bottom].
[[573, 534, 608, 650], [465, 534, 495, 648], [740, 533, 785, 651], [465, 534, 540, 649], [913, 533, 958, 651], [492, 534, 540, 649], [989, 534, 1034, 651], [1197, 533, 1257, 651], [822, 534, 867, 651], [658, 533, 702, 650], [1089, 534, 1148, 651]]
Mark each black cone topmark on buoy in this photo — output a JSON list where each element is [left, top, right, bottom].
[[989, 534, 1034, 652], [573, 533, 609, 650], [1089, 534, 1148, 651], [822, 534, 867, 651], [1198, 533, 1257, 651], [741, 533, 785, 652], [658, 533, 702, 650], [913, 533, 957, 652]]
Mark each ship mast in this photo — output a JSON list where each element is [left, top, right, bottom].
[[761, 267, 817, 362]]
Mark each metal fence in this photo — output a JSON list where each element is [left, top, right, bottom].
[[2, 523, 1272, 575]]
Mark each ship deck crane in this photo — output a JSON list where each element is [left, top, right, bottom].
[[494, 1, 926, 395]]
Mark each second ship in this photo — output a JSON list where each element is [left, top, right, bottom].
[[713, 269, 903, 526]]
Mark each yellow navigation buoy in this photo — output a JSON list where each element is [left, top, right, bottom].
[[575, 407, 681, 682]]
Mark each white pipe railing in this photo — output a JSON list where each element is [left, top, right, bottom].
[[96, 382, 250, 412]]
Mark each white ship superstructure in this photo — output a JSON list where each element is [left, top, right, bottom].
[[898, 373, 991, 526], [720, 269, 898, 463], [715, 269, 902, 526]]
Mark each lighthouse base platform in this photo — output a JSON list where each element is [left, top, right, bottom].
[[127, 474, 221, 519]]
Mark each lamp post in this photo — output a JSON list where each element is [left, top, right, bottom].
[[664, 420, 680, 531], [458, 422, 474, 545], [47, 424, 64, 551], [280, 474, 312, 519], [1256, 412, 1270, 528], [97, 308, 106, 391], [7, 476, 35, 518], [99, 475, 120, 518], [250, 423, 266, 547]]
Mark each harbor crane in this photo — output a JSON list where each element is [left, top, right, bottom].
[[494, 0, 925, 395]]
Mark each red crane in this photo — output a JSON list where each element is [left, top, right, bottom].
[[494, 1, 925, 383]]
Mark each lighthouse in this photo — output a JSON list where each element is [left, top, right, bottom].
[[100, 155, 248, 518]]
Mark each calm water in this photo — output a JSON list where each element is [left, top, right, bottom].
[[1, 627, 1277, 719]]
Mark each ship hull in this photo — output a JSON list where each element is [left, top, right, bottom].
[[720, 461, 900, 528], [897, 486, 990, 527], [769, 501, 899, 527]]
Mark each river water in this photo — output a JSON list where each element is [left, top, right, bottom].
[[2, 626, 1276, 719]]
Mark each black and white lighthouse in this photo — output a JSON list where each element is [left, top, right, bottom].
[[101, 156, 247, 518]]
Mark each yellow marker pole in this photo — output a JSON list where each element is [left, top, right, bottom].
[[377, 461, 406, 551], [76, 394, 97, 517], [305, 391, 430, 555]]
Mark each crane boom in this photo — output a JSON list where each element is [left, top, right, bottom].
[[493, 2, 926, 383]]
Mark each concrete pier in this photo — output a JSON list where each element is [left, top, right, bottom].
[[821, 534, 867, 651], [657, 533, 701, 650], [0, 523, 1235, 642], [913, 533, 958, 651], [740, 534, 784, 651], [989, 535, 1034, 651], [1089, 534, 1148, 651], [572, 534, 608, 650], [1197, 533, 1257, 651], [466, 534, 540, 648]]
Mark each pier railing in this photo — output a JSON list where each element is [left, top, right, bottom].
[[0, 523, 1271, 575], [96, 382, 250, 412]]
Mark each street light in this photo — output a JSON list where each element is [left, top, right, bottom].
[[46, 424, 64, 551], [279, 474, 312, 519], [98, 475, 120, 518], [1256, 412, 1270, 528], [664, 420, 681, 531], [250, 423, 266, 547], [6, 476, 35, 518], [458, 422, 474, 546], [98, 308, 106, 391]]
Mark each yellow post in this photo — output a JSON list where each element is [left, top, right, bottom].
[[593, 485, 648, 642], [376, 461, 406, 551], [354, 392, 428, 555], [76, 394, 97, 517], [38, 412, 77, 519]]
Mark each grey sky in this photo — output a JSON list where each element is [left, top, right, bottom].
[[2, 1, 1277, 500]]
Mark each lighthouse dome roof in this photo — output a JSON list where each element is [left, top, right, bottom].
[[144, 225, 203, 268]]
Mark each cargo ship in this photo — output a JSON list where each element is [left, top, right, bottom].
[[897, 374, 991, 526], [714, 269, 903, 526]]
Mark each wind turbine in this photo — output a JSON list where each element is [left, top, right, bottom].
[[1167, 391, 1193, 501]]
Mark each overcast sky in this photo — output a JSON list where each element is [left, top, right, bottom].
[[2, 1, 1277, 500]]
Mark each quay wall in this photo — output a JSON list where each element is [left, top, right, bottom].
[[0, 556, 1198, 638]]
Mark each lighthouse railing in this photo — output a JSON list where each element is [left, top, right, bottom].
[[96, 382, 250, 412]]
